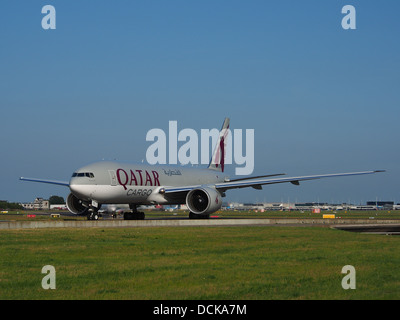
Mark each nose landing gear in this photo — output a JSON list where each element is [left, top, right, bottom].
[[87, 201, 101, 221], [87, 210, 99, 220]]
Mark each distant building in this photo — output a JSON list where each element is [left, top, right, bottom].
[[226, 201, 397, 212], [366, 201, 394, 210], [50, 204, 67, 210], [21, 198, 50, 210]]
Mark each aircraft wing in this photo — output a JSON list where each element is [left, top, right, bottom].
[[163, 170, 384, 195], [20, 177, 70, 187], [214, 170, 385, 192]]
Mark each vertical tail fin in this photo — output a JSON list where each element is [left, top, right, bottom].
[[208, 118, 230, 172]]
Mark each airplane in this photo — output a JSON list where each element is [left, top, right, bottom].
[[20, 118, 385, 220], [98, 204, 130, 218]]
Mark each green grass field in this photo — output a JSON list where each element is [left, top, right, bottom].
[[0, 225, 399, 300]]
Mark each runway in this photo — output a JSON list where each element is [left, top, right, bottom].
[[1, 217, 399, 233]]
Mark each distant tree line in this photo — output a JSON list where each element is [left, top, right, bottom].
[[49, 196, 65, 205], [0, 201, 23, 210]]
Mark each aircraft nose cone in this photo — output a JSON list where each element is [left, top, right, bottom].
[[69, 183, 92, 200]]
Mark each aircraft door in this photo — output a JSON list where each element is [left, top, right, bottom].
[[109, 170, 117, 186]]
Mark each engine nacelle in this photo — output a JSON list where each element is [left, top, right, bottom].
[[66, 193, 88, 215], [186, 187, 222, 215]]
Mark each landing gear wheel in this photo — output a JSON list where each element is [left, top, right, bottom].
[[87, 202, 101, 221], [87, 212, 99, 220], [124, 204, 145, 220]]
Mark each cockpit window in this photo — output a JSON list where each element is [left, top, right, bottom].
[[72, 172, 95, 178]]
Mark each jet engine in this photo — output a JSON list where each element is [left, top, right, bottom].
[[186, 187, 222, 215], [66, 193, 88, 215]]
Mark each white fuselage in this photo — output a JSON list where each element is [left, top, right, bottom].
[[69, 161, 228, 205]]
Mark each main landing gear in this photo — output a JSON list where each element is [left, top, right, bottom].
[[189, 212, 210, 219], [123, 204, 145, 220]]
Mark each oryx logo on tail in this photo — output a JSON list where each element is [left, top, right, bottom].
[[208, 118, 230, 173]]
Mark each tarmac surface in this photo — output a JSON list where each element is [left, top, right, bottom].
[[1, 216, 400, 234], [332, 224, 400, 235]]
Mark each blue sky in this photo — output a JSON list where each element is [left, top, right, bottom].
[[1, 1, 398, 204]]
